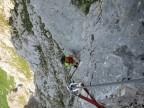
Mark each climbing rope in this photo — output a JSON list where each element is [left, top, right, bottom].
[[66, 77, 144, 107], [74, 78, 144, 89], [68, 67, 77, 80]]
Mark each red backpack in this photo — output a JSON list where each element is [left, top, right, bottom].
[[65, 57, 73, 63]]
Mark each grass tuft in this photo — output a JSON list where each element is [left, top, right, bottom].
[[0, 68, 15, 108], [0, 10, 11, 34], [55, 91, 65, 107], [71, 0, 97, 14], [21, 0, 33, 33], [14, 0, 19, 16], [35, 45, 48, 71], [0, 41, 32, 80]]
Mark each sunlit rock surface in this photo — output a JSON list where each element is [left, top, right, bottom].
[[10, 0, 144, 108]]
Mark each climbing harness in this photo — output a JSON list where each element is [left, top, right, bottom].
[[67, 83, 105, 108]]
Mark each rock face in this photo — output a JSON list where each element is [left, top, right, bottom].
[[102, 85, 144, 108], [24, 96, 39, 108], [11, 0, 72, 107], [10, 0, 144, 108]]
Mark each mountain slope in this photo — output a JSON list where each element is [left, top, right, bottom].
[[0, 0, 34, 107], [10, 0, 144, 108]]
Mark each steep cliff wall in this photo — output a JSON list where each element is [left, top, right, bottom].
[[11, 0, 73, 107], [10, 0, 144, 108]]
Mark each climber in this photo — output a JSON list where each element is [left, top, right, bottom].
[[61, 54, 79, 68]]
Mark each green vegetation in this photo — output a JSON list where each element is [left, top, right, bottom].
[[53, 69, 61, 84], [13, 27, 20, 38], [55, 91, 65, 107], [0, 10, 11, 34], [9, 47, 32, 80], [14, 0, 19, 16], [71, 0, 97, 14], [0, 0, 33, 107], [10, 0, 15, 4], [39, 16, 52, 39], [0, 0, 14, 34], [40, 21, 48, 36], [18, 95, 26, 106], [9, 16, 13, 25], [0, 68, 15, 108], [68, 96, 75, 106], [21, 0, 33, 33], [0, 41, 32, 80], [35, 45, 48, 71]]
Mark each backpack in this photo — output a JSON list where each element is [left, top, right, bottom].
[[65, 57, 73, 63]]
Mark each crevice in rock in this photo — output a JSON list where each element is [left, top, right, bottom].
[[136, 53, 144, 61], [94, 0, 103, 25], [113, 45, 134, 79]]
